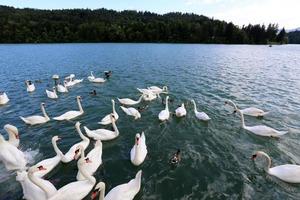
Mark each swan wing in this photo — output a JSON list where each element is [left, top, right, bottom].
[[20, 116, 48, 125], [269, 165, 300, 183], [247, 125, 287, 137], [105, 170, 142, 200], [53, 111, 82, 120], [242, 107, 268, 117], [49, 180, 93, 200], [158, 110, 169, 121], [34, 156, 61, 178], [0, 144, 26, 170], [175, 106, 186, 117], [195, 112, 210, 121]]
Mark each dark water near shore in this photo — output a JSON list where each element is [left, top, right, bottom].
[[1, 43, 300, 199]]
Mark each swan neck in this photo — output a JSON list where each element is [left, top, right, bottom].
[[78, 160, 96, 184], [192, 101, 197, 113], [239, 110, 246, 128], [77, 98, 84, 113], [111, 119, 119, 136], [261, 152, 272, 170], [165, 98, 169, 111], [230, 100, 238, 110], [41, 104, 50, 120], [52, 139, 64, 158], [138, 95, 143, 103], [6, 129, 17, 144], [134, 143, 140, 162], [76, 124, 89, 141], [28, 171, 53, 198], [112, 101, 116, 113]]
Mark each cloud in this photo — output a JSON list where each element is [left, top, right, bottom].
[[184, 0, 223, 5]]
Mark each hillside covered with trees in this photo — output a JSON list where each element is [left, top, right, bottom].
[[288, 31, 300, 44], [0, 5, 287, 44]]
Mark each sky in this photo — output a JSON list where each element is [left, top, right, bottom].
[[0, 0, 299, 29]]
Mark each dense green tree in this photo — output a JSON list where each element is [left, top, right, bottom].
[[0, 5, 286, 44]]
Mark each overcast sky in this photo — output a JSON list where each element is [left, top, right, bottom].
[[1, 0, 299, 29]]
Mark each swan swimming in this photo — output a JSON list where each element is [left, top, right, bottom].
[[91, 170, 142, 200], [237, 109, 288, 137], [191, 99, 210, 121], [252, 151, 300, 183], [85, 114, 119, 141], [175, 103, 187, 117], [88, 71, 106, 83], [158, 96, 170, 121], [148, 86, 168, 94], [3, 124, 20, 147], [25, 80, 35, 92], [98, 99, 119, 125], [53, 96, 84, 121], [0, 92, 9, 105], [130, 132, 147, 166], [46, 87, 58, 99], [57, 81, 68, 93], [76, 141, 102, 181], [120, 106, 141, 120], [20, 102, 50, 125], [225, 100, 269, 117], [117, 95, 143, 106]]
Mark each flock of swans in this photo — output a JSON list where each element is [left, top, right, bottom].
[[1, 70, 300, 200]]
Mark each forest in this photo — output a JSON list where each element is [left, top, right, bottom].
[[0, 5, 288, 44]]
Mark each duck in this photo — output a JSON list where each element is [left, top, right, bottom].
[[91, 170, 142, 200], [58, 122, 90, 163], [158, 96, 170, 121], [0, 92, 9, 105], [191, 99, 210, 121], [20, 102, 50, 125], [46, 87, 58, 99], [117, 95, 143, 106], [98, 99, 119, 125], [25, 80, 35, 92], [33, 136, 62, 178], [130, 132, 147, 166], [88, 71, 106, 83], [85, 114, 119, 141], [120, 106, 141, 120], [76, 141, 102, 181], [104, 70, 112, 78], [90, 90, 97, 96], [170, 149, 181, 165], [3, 124, 20, 147], [175, 103, 187, 117], [252, 151, 300, 183], [225, 100, 269, 117], [56, 81, 68, 93], [237, 109, 287, 137], [148, 86, 168, 94], [53, 96, 84, 121], [28, 156, 96, 200], [0, 134, 27, 171]]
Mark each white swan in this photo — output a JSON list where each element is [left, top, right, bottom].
[[98, 99, 119, 125], [20, 102, 50, 125], [88, 71, 106, 83], [33, 136, 62, 178], [53, 96, 84, 121], [237, 109, 288, 137], [28, 156, 96, 200], [85, 114, 119, 141], [120, 106, 141, 120], [117, 95, 143, 106], [4, 124, 20, 147], [91, 170, 142, 200], [130, 132, 147, 166], [65, 74, 83, 87], [25, 80, 35, 92], [148, 86, 168, 94], [0, 92, 9, 105], [57, 81, 68, 93], [158, 96, 170, 121], [175, 103, 187, 117], [137, 88, 158, 101], [76, 140, 102, 181], [46, 87, 58, 99], [0, 134, 26, 171], [191, 99, 210, 121], [225, 100, 269, 117], [252, 151, 300, 183], [58, 122, 90, 163]]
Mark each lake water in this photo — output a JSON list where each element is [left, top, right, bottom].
[[1, 44, 300, 200]]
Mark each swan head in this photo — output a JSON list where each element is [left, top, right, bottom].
[[28, 165, 47, 174], [41, 102, 46, 107], [251, 151, 269, 160], [4, 124, 19, 139], [163, 86, 168, 91], [111, 99, 115, 104], [52, 135, 61, 142], [77, 96, 82, 101], [91, 182, 105, 200], [110, 113, 116, 120], [74, 145, 83, 160], [135, 133, 141, 145], [75, 121, 81, 128]]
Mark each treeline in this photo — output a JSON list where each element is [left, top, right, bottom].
[[0, 5, 287, 44], [288, 31, 300, 44]]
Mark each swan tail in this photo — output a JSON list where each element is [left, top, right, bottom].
[[20, 116, 30, 124], [132, 170, 142, 191], [277, 131, 288, 136], [53, 116, 64, 121], [261, 112, 270, 116]]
